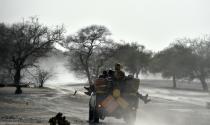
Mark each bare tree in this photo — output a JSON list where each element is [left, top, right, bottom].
[[1, 18, 64, 94], [34, 68, 54, 88], [62, 25, 111, 84]]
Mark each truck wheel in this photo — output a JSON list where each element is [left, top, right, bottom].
[[123, 111, 136, 125], [89, 106, 94, 122], [93, 109, 99, 123], [89, 106, 99, 123]]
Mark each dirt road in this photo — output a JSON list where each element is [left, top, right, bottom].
[[44, 85, 210, 125], [0, 86, 210, 125]]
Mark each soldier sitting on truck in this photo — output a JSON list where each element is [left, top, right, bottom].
[[113, 63, 151, 104], [84, 63, 151, 104], [84, 86, 93, 96], [84, 64, 124, 96], [108, 70, 114, 78], [114, 63, 125, 80], [84, 70, 108, 96], [99, 70, 108, 78]]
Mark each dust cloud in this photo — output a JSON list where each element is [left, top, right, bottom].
[[38, 52, 86, 86]]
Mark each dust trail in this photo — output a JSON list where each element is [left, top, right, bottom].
[[38, 53, 86, 86]]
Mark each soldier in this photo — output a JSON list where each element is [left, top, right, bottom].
[[99, 70, 108, 78], [84, 70, 108, 96], [114, 63, 125, 80], [112, 63, 126, 91], [114, 63, 151, 103], [108, 70, 114, 78], [137, 93, 151, 104], [84, 85, 93, 96]]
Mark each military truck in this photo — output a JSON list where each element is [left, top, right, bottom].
[[89, 77, 140, 124]]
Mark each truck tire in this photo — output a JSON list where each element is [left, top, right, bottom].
[[93, 108, 99, 123], [89, 106, 99, 123], [123, 111, 136, 125], [89, 106, 94, 122]]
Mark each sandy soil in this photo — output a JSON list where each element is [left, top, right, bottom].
[[0, 87, 90, 125], [0, 87, 56, 125], [0, 84, 210, 125]]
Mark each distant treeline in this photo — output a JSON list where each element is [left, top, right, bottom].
[[0, 17, 209, 94]]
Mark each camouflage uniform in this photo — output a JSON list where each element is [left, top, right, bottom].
[[114, 63, 125, 80], [113, 63, 125, 90]]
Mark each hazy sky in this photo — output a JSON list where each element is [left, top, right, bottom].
[[0, 0, 210, 51]]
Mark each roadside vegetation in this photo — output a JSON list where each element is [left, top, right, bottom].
[[0, 17, 210, 93]]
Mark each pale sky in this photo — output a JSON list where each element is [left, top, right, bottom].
[[0, 0, 210, 51]]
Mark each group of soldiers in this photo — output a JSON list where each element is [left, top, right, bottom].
[[84, 63, 151, 104]]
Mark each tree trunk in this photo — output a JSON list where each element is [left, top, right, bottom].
[[136, 68, 141, 79], [199, 76, 208, 91], [85, 67, 92, 85], [131, 73, 135, 77], [136, 72, 139, 78], [95, 65, 100, 79], [39, 81, 44, 88], [172, 74, 177, 88], [14, 68, 22, 94]]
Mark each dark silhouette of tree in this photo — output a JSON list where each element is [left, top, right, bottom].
[[89, 43, 116, 79], [150, 42, 194, 88], [114, 42, 152, 78], [0, 23, 12, 69], [0, 18, 64, 94], [183, 37, 210, 91], [0, 23, 12, 83], [62, 25, 111, 84]]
